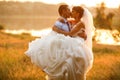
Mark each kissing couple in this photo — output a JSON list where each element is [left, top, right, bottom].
[[25, 4, 95, 80]]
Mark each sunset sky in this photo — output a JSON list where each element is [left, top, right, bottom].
[[3, 0, 120, 8]]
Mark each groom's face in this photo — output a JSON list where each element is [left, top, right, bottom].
[[62, 7, 71, 18]]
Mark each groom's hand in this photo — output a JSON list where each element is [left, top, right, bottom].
[[78, 32, 87, 40]]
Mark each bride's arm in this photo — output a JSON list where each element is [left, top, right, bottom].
[[52, 24, 87, 40], [52, 22, 85, 36], [68, 22, 85, 36]]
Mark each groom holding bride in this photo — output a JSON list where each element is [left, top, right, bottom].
[[25, 4, 94, 80], [53, 4, 87, 40]]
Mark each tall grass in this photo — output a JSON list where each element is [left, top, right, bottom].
[[87, 43, 120, 80], [0, 32, 120, 80], [0, 32, 45, 80]]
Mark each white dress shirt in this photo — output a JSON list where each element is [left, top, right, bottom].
[[54, 17, 70, 32]]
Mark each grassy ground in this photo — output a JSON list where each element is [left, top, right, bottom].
[[87, 43, 120, 80], [0, 31, 120, 80]]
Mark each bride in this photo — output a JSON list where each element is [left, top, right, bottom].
[[25, 5, 94, 80]]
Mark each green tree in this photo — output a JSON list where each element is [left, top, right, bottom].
[[106, 12, 114, 29], [94, 2, 114, 30], [112, 5, 120, 32], [0, 24, 4, 30], [94, 2, 106, 29]]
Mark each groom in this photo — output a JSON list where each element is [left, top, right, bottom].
[[52, 4, 87, 40], [53, 4, 71, 32]]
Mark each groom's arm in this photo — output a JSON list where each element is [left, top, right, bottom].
[[52, 25, 87, 40], [78, 31, 87, 40]]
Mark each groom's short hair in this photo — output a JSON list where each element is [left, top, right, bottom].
[[58, 4, 68, 16]]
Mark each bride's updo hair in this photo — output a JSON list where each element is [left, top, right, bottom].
[[72, 6, 84, 18]]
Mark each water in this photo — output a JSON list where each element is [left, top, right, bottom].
[[94, 29, 120, 45], [4, 29, 120, 45], [0, 15, 57, 30], [1, 15, 120, 45], [4, 28, 52, 37]]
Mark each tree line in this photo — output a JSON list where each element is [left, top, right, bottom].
[[94, 2, 120, 32]]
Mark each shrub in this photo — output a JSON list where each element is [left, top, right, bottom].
[[0, 24, 4, 30]]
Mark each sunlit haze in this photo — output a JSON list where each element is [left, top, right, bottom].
[[3, 0, 120, 8], [4, 29, 120, 45]]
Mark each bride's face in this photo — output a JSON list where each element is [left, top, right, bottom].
[[71, 9, 79, 19]]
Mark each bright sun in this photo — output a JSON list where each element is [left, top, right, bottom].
[[4, 0, 120, 8]]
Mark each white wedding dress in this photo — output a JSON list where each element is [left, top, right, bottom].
[[25, 8, 94, 80]]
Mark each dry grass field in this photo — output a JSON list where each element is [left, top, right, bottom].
[[0, 31, 120, 80], [0, 1, 120, 80]]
